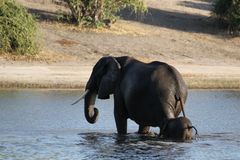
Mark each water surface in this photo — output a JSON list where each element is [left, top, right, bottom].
[[0, 90, 240, 159]]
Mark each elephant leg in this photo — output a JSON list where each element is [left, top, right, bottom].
[[159, 102, 175, 137], [138, 126, 150, 134], [114, 92, 128, 135], [114, 106, 127, 135], [163, 102, 175, 119]]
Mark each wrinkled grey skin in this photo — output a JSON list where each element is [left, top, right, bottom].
[[160, 117, 197, 141], [84, 56, 188, 135]]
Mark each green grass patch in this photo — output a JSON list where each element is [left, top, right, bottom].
[[213, 0, 240, 35], [0, 0, 38, 55], [64, 0, 147, 27]]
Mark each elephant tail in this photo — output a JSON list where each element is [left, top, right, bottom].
[[179, 97, 186, 117]]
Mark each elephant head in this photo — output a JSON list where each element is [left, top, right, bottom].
[[84, 56, 121, 124], [160, 117, 198, 141]]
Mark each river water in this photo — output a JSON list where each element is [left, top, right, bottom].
[[0, 89, 240, 160]]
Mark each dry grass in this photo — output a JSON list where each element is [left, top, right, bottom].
[[0, 81, 85, 89], [0, 76, 239, 89], [185, 77, 240, 89], [40, 20, 151, 36], [55, 39, 79, 46], [0, 49, 80, 64]]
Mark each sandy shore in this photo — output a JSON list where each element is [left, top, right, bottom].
[[0, 63, 239, 89]]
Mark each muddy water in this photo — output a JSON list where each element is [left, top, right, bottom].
[[0, 90, 240, 159]]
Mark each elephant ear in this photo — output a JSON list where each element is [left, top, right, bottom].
[[98, 57, 121, 99]]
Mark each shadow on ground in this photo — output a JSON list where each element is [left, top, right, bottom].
[[119, 7, 221, 35], [26, 0, 222, 35], [28, 7, 71, 24], [28, 8, 60, 22], [178, 1, 213, 11]]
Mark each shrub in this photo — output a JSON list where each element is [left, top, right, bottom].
[[213, 0, 240, 35], [0, 0, 38, 55], [64, 0, 147, 27]]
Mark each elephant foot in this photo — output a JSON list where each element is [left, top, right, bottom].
[[136, 126, 157, 136], [137, 131, 158, 137]]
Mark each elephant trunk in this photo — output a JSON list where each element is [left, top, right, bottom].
[[188, 126, 198, 136], [84, 90, 99, 124]]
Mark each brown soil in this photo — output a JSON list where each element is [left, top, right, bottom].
[[0, 0, 240, 89]]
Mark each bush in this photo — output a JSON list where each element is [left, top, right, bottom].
[[213, 0, 240, 35], [64, 0, 147, 27], [0, 0, 38, 55]]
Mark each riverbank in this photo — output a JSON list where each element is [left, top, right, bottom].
[[0, 63, 240, 89], [0, 0, 239, 89]]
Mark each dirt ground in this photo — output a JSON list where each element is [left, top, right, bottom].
[[0, 0, 240, 89]]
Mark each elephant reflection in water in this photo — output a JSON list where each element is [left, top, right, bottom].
[[73, 56, 197, 140]]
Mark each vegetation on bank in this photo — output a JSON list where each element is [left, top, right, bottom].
[[63, 0, 147, 27], [213, 0, 240, 35], [0, 0, 38, 55], [0, 0, 146, 55], [63, 0, 240, 35], [1, 0, 240, 57]]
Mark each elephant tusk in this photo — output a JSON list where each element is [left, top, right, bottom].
[[71, 89, 89, 105]]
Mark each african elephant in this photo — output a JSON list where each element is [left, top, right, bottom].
[[160, 117, 198, 141], [75, 56, 188, 135]]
